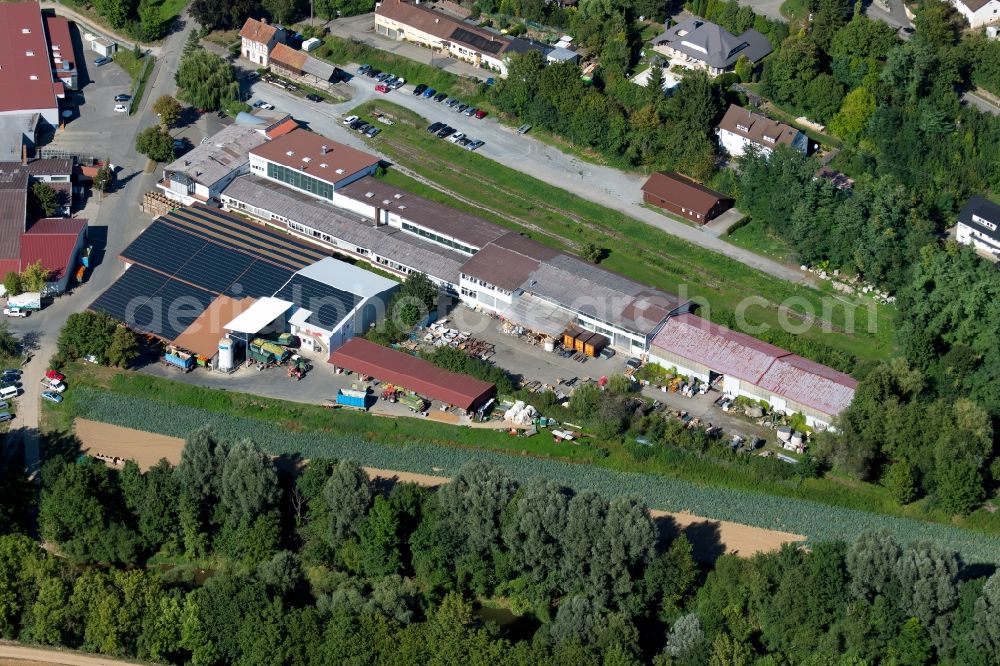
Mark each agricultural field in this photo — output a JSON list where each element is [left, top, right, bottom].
[[356, 100, 895, 367], [45, 367, 1000, 566]]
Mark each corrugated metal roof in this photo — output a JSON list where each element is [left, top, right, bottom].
[[328, 337, 496, 410], [0, 168, 28, 260], [19, 217, 85, 278], [757, 354, 857, 417], [0, 2, 59, 115], [25, 217, 86, 234], [224, 296, 294, 333], [650, 313, 787, 383]]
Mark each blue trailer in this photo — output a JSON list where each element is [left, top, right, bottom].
[[336, 388, 369, 410], [164, 348, 195, 372]]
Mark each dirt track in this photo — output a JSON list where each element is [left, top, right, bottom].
[[74, 419, 804, 557], [0, 643, 144, 666]]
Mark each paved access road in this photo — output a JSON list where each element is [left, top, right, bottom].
[[246, 67, 811, 285], [5, 11, 200, 477]]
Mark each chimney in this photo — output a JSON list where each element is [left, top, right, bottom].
[[321, 145, 328, 154], [21, 143, 28, 165], [373, 207, 380, 227], [261, 17, 269, 24]]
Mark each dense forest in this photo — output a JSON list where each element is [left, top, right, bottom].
[[0, 429, 998, 664]]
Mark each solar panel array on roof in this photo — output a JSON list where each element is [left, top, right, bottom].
[[274, 275, 363, 330], [90, 266, 215, 341], [449, 27, 506, 54]]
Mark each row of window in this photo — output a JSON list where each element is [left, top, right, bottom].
[[401, 222, 476, 255], [460, 274, 511, 297], [266, 162, 334, 201]]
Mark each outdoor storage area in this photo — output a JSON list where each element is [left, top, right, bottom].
[[328, 337, 496, 412]]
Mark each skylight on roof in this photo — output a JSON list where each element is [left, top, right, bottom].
[[285, 150, 294, 156], [21, 28, 30, 34], [302, 156, 311, 163], [25, 51, 34, 56]]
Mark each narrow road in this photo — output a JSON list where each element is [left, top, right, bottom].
[[0, 642, 145, 666], [6, 10, 198, 480], [246, 67, 812, 285], [963, 90, 1000, 116]]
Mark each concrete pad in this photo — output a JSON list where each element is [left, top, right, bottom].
[[702, 207, 745, 237]]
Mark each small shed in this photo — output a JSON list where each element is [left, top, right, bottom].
[[562, 323, 584, 349], [91, 38, 117, 57], [583, 332, 609, 357], [574, 330, 595, 353]]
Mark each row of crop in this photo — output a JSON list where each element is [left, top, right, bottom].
[[68, 387, 1000, 565]]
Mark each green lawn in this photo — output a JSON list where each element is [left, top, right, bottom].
[[356, 100, 896, 366], [158, 0, 187, 23], [112, 49, 155, 112], [726, 217, 797, 263], [40, 364, 1000, 564], [780, 0, 810, 24]]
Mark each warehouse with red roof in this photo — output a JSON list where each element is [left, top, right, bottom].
[[0, 2, 68, 126], [649, 313, 856, 429], [329, 337, 496, 412]]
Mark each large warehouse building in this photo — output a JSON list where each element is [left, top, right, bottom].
[[648, 314, 856, 428], [0, 2, 69, 127], [90, 205, 400, 366]]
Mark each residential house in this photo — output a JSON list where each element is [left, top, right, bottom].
[[375, 0, 513, 76], [716, 104, 808, 157], [952, 0, 1000, 27], [239, 17, 286, 67], [651, 17, 772, 76], [641, 171, 732, 223], [956, 194, 1000, 256]]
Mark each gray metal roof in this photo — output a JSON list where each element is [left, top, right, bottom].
[[0, 113, 38, 161], [296, 256, 398, 299], [222, 175, 468, 284], [653, 18, 772, 69], [302, 55, 337, 82], [163, 124, 267, 188]]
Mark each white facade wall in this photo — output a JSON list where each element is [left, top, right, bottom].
[[954, 0, 1000, 26], [374, 14, 509, 76], [956, 221, 1000, 255], [0, 107, 58, 128], [242, 36, 272, 66], [718, 127, 808, 158]]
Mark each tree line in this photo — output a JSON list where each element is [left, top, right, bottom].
[[88, 0, 171, 41], [0, 427, 996, 664]]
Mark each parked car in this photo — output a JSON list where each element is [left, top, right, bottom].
[[466, 139, 485, 151], [457, 103, 470, 113], [422, 88, 436, 98], [358, 64, 372, 75], [599, 347, 616, 360], [390, 77, 405, 89], [474, 109, 488, 119], [427, 121, 445, 133], [366, 68, 381, 78], [94, 56, 112, 66], [456, 137, 471, 147], [375, 72, 390, 82], [3, 308, 27, 317], [445, 98, 459, 108], [0, 401, 8, 410], [437, 126, 456, 139], [375, 84, 390, 93], [45, 369, 65, 381], [349, 119, 365, 130], [434, 92, 448, 103], [0, 412, 11, 422], [517, 124, 532, 134], [625, 357, 642, 370], [365, 126, 381, 137], [448, 132, 465, 143], [114, 93, 131, 102], [45, 379, 66, 393], [1, 371, 20, 383], [413, 83, 428, 96], [343, 115, 359, 125], [114, 104, 128, 113], [41, 391, 62, 404], [254, 100, 275, 110], [486, 77, 496, 86], [305, 93, 323, 102], [464, 106, 478, 116], [356, 122, 371, 133]]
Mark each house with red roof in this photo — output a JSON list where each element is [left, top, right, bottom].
[[239, 17, 286, 67]]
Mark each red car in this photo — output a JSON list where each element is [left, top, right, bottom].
[[375, 84, 390, 93], [474, 109, 488, 119], [45, 369, 65, 381]]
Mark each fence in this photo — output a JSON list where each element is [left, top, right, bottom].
[[129, 55, 155, 114]]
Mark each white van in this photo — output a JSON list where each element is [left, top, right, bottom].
[[0, 385, 18, 399]]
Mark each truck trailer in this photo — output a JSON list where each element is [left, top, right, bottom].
[[164, 348, 195, 372], [7, 292, 42, 311], [336, 388, 369, 410]]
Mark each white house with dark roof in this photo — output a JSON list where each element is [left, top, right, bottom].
[[717, 104, 808, 157], [952, 0, 1000, 27], [652, 17, 772, 75], [956, 195, 1000, 256]]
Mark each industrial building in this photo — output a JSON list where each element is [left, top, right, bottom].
[[0, 2, 70, 127], [647, 314, 856, 429], [329, 337, 496, 412], [249, 128, 380, 201], [91, 204, 401, 367]]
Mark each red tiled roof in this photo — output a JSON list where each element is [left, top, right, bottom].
[[239, 17, 279, 44], [329, 337, 496, 411], [266, 117, 299, 139], [19, 217, 85, 279], [651, 313, 787, 383], [25, 216, 86, 234], [269, 42, 306, 71], [757, 354, 857, 417], [0, 2, 59, 114]]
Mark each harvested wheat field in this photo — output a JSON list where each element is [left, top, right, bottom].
[[73, 419, 803, 557]]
